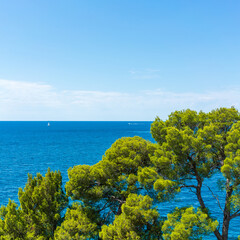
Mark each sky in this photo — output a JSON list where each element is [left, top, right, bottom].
[[0, 0, 240, 121]]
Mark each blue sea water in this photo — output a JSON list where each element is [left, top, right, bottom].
[[0, 121, 239, 239]]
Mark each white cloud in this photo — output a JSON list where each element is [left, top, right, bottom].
[[0, 79, 239, 120], [0, 79, 60, 106]]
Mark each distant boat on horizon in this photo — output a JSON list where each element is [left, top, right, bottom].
[[47, 122, 50, 127]]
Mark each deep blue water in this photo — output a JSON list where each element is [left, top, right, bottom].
[[0, 121, 239, 239]]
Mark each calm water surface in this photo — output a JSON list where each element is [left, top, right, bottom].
[[0, 121, 239, 239]]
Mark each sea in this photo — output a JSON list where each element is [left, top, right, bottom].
[[0, 121, 239, 239]]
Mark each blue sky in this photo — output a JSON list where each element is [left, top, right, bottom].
[[0, 1, 240, 120]]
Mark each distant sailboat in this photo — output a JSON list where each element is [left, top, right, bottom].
[[48, 122, 50, 127]]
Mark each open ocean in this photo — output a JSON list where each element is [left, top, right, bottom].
[[0, 121, 239, 239]]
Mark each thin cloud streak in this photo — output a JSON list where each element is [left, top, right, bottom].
[[129, 69, 161, 80], [0, 79, 239, 120]]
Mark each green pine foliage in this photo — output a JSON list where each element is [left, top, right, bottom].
[[99, 194, 162, 240], [0, 169, 68, 240], [0, 200, 27, 239], [54, 203, 99, 240], [1, 107, 240, 239], [162, 207, 218, 240], [151, 107, 240, 240]]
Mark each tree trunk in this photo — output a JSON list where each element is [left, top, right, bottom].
[[196, 178, 222, 240], [191, 158, 223, 240], [222, 213, 230, 240], [196, 181, 206, 210], [222, 179, 233, 240], [116, 202, 123, 215]]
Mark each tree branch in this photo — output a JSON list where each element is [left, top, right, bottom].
[[102, 209, 114, 225], [204, 184, 224, 213], [110, 195, 126, 204], [180, 184, 197, 189], [230, 209, 240, 219]]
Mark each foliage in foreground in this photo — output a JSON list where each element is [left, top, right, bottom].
[[0, 169, 68, 239], [99, 194, 162, 240], [162, 207, 218, 240], [1, 107, 240, 239]]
